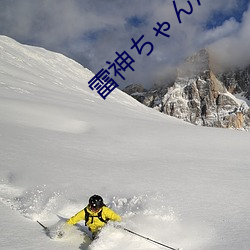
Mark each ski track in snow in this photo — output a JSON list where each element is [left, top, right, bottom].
[[0, 99, 91, 134]]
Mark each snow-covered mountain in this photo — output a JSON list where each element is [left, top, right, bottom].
[[124, 49, 250, 130], [0, 36, 250, 250]]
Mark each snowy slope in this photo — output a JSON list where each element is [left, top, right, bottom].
[[0, 36, 250, 250]]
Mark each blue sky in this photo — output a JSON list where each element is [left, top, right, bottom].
[[206, 0, 249, 28], [0, 0, 249, 88]]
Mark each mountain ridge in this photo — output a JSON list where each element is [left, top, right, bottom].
[[123, 48, 250, 130]]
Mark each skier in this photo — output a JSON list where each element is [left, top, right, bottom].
[[66, 194, 122, 239]]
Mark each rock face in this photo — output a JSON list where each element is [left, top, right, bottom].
[[123, 49, 250, 130], [218, 66, 250, 100], [123, 84, 148, 103]]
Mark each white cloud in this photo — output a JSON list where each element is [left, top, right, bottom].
[[0, 0, 249, 88], [201, 18, 240, 45], [209, 4, 250, 69]]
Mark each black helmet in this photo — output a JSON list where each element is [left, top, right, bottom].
[[89, 195, 104, 210]]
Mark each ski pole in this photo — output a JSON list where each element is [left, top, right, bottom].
[[122, 227, 180, 250], [37, 220, 48, 231]]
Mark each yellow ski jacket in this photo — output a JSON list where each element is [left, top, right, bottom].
[[67, 206, 121, 233]]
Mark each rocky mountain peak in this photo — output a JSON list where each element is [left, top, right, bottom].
[[177, 48, 210, 78], [123, 49, 250, 130]]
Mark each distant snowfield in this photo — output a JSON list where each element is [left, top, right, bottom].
[[0, 36, 250, 250]]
